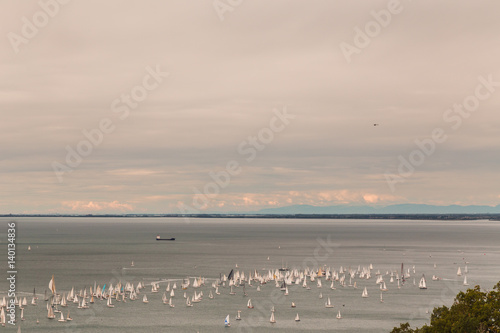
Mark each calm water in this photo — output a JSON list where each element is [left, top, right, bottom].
[[1, 217, 499, 332]]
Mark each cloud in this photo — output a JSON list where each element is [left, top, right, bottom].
[[61, 200, 133, 212], [1, 1, 500, 214]]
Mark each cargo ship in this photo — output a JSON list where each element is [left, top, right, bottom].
[[156, 234, 175, 241]]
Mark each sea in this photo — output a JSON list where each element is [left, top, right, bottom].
[[1, 217, 499, 332]]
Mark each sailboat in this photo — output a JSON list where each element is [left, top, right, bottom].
[[169, 297, 175, 308], [47, 305, 55, 319], [319, 292, 323, 299], [463, 275, 469, 286], [295, 313, 300, 322], [48, 275, 57, 295], [247, 299, 254, 308], [236, 310, 241, 320], [58, 312, 65, 322], [224, 314, 231, 327], [186, 298, 193, 307], [66, 311, 72, 321], [457, 267, 462, 276], [362, 287, 369, 298], [291, 301, 296, 308], [284, 286, 289, 296], [419, 274, 427, 289], [28, 246, 31, 251], [336, 310, 342, 319], [143, 295, 148, 303], [380, 292, 384, 303], [270, 311, 276, 323], [107, 296, 114, 308], [325, 297, 334, 308]]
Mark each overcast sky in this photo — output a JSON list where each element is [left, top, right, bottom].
[[1, 0, 500, 214]]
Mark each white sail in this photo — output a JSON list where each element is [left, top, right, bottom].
[[224, 314, 231, 327], [362, 287, 368, 298], [419, 275, 427, 289], [48, 275, 56, 295], [295, 313, 300, 321], [325, 297, 334, 308], [247, 299, 253, 308], [463, 275, 469, 286], [47, 304, 55, 319], [336, 310, 342, 319], [270, 311, 276, 323], [457, 267, 462, 276]]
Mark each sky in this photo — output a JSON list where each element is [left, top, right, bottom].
[[1, 0, 500, 214]]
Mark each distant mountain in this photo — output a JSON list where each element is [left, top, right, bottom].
[[250, 203, 500, 215]]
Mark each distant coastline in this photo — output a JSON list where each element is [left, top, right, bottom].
[[1, 213, 500, 220]]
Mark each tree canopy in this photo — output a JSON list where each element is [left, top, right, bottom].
[[391, 281, 500, 333]]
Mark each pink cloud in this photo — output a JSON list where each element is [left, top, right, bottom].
[[61, 200, 133, 212]]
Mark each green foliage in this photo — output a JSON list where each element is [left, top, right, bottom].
[[391, 281, 500, 333]]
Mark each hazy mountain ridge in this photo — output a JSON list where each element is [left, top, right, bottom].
[[251, 204, 500, 214]]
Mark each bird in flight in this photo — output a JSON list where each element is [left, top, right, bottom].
[[373, 124, 379, 126]]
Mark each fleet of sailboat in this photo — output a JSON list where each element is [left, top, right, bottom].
[[5, 260, 474, 329]]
